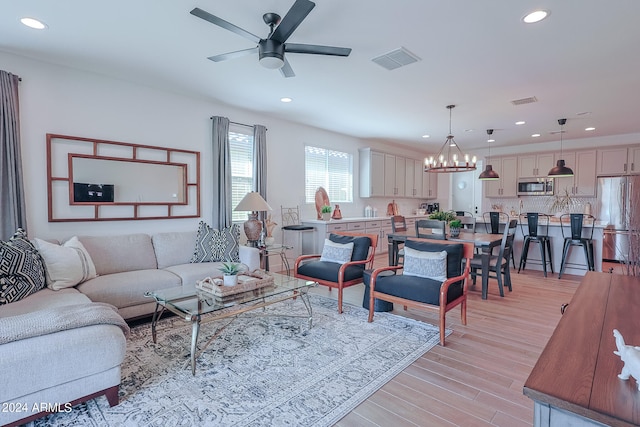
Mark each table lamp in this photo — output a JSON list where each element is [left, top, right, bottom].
[[234, 191, 272, 246]]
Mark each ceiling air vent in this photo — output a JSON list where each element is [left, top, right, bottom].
[[372, 47, 421, 70], [511, 96, 538, 106]]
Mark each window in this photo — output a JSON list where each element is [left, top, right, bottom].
[[230, 128, 254, 222], [305, 146, 353, 203]]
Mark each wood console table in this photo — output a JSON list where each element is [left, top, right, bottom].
[[523, 272, 640, 427]]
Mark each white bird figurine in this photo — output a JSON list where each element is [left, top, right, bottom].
[[613, 329, 640, 391]]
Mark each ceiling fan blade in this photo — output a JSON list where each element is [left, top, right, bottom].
[[190, 7, 261, 44], [285, 43, 352, 56], [207, 47, 258, 62], [279, 58, 295, 78], [270, 0, 315, 43]]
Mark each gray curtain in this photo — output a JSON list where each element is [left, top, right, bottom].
[[211, 116, 232, 229], [0, 71, 26, 240], [253, 124, 268, 222]]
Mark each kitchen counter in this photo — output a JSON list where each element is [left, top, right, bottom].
[[301, 214, 431, 225]]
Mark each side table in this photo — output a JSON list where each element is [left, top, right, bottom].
[[258, 244, 293, 275]]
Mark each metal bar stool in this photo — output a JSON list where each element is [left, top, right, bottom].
[[558, 213, 596, 279], [517, 213, 553, 277]]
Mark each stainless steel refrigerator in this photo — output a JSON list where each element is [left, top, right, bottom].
[[596, 176, 640, 261]]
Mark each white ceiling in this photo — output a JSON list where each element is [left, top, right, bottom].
[[2, 1, 640, 152]]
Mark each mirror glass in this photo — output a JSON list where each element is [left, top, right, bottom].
[[71, 156, 186, 203]]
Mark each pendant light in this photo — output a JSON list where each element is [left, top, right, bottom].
[[548, 118, 574, 177], [424, 105, 477, 173], [478, 129, 500, 180]]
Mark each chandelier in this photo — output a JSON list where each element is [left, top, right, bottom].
[[424, 105, 477, 173]]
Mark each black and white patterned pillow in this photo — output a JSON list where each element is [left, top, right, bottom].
[[0, 229, 47, 305], [190, 222, 240, 263]]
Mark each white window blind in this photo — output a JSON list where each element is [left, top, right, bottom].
[[305, 146, 353, 203], [230, 129, 254, 222]]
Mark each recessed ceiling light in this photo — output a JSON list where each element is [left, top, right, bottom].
[[576, 111, 592, 116], [464, 129, 474, 132], [585, 127, 596, 131], [515, 121, 526, 125], [280, 97, 292, 103], [487, 138, 495, 143], [421, 134, 430, 139], [20, 17, 47, 29], [531, 133, 541, 138], [523, 10, 550, 24]]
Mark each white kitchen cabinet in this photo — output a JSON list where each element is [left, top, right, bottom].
[[597, 146, 640, 175], [554, 150, 597, 197], [359, 148, 386, 197], [395, 156, 406, 197], [518, 152, 555, 178], [383, 154, 396, 197], [421, 169, 438, 199], [484, 156, 518, 197], [405, 158, 425, 198]]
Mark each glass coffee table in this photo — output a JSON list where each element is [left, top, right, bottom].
[[145, 272, 315, 375]]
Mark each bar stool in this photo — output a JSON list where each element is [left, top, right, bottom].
[[558, 213, 596, 279], [518, 213, 553, 277], [281, 206, 314, 256]]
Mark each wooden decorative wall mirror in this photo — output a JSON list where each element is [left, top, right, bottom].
[[47, 134, 200, 222]]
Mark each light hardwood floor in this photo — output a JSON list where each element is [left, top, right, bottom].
[[303, 255, 587, 427]]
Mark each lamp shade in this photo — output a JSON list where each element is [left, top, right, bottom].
[[234, 192, 272, 212], [478, 164, 500, 180], [548, 159, 575, 177]]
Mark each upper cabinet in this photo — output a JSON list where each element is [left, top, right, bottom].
[[484, 156, 518, 197], [598, 146, 640, 175], [517, 153, 555, 178], [422, 168, 438, 199], [554, 150, 597, 197], [360, 149, 432, 199]]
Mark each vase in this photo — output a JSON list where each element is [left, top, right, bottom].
[[449, 227, 460, 238], [223, 275, 238, 287], [322, 212, 331, 221]]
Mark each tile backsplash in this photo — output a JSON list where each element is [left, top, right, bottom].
[[487, 196, 597, 217]]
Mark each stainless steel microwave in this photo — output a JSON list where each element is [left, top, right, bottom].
[[517, 178, 554, 196]]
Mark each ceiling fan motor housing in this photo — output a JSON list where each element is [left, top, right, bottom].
[[259, 39, 285, 68]]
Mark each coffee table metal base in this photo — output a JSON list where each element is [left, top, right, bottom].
[[149, 286, 313, 375]]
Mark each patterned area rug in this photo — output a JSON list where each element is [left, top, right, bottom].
[[30, 294, 447, 427]]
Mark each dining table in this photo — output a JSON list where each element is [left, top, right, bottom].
[[387, 230, 504, 299]]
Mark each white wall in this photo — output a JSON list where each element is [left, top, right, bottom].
[[1, 51, 437, 242]]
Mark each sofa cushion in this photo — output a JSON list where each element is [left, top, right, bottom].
[[296, 261, 365, 283], [0, 288, 89, 318], [76, 269, 180, 309], [191, 222, 240, 263], [164, 262, 248, 286], [0, 229, 46, 305], [78, 233, 158, 275], [152, 231, 198, 269], [370, 272, 463, 305], [33, 236, 97, 290]]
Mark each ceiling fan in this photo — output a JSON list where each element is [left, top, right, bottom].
[[190, 0, 352, 78]]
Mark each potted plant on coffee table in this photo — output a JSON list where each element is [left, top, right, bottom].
[[219, 262, 241, 286]]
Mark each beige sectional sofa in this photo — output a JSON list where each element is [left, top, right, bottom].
[[0, 230, 259, 426]]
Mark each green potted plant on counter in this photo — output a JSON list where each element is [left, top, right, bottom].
[[219, 262, 241, 286]]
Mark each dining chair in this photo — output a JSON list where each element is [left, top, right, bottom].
[[482, 211, 516, 268], [390, 215, 407, 265], [518, 213, 553, 277], [558, 213, 596, 279], [294, 231, 378, 313], [366, 239, 475, 345], [457, 216, 477, 232], [415, 219, 446, 240], [470, 219, 517, 297]]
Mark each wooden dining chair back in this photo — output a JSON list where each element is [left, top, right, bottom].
[[458, 216, 477, 232], [415, 219, 446, 240], [294, 231, 378, 313], [470, 219, 517, 297], [366, 239, 475, 345], [391, 215, 407, 265]]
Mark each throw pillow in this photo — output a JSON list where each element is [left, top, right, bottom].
[[191, 221, 240, 263], [0, 229, 46, 305], [319, 239, 354, 264], [328, 234, 371, 262], [402, 247, 448, 282], [33, 236, 98, 290]]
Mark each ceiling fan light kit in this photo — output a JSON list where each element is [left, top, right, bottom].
[[190, 0, 351, 78], [548, 118, 575, 177], [424, 105, 477, 173]]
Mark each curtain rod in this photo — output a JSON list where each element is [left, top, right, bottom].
[[210, 117, 267, 131]]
